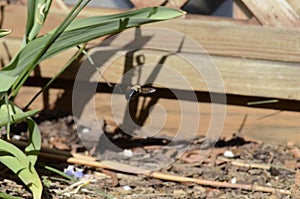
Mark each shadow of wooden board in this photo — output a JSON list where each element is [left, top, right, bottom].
[[14, 89, 300, 145]]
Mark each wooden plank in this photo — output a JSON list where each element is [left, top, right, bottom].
[[213, 56, 300, 100], [233, 0, 261, 24], [83, 40, 300, 100], [130, 0, 165, 8], [14, 87, 300, 145], [0, 37, 78, 75], [4, 2, 300, 147], [0, 0, 8, 6], [165, 0, 189, 8], [233, 0, 251, 19], [286, 0, 300, 15], [130, 0, 188, 9], [1, 37, 300, 101], [240, 0, 300, 28], [2, 3, 300, 62], [146, 17, 300, 62], [3, 18, 300, 63]]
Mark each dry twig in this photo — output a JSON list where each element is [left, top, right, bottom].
[[218, 156, 296, 173]]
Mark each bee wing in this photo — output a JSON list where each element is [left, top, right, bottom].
[[125, 89, 137, 100], [141, 87, 156, 94]]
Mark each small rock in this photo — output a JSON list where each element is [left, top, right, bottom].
[[12, 135, 21, 140], [223, 150, 235, 158], [122, 149, 133, 157], [173, 189, 187, 198], [230, 177, 237, 184], [123, 185, 132, 191]]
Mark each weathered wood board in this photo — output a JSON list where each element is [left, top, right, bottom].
[[88, 46, 300, 100], [14, 87, 300, 145], [240, 0, 300, 28], [2, 37, 300, 101], [2, 3, 300, 62], [2, 2, 300, 145], [287, 0, 300, 15]]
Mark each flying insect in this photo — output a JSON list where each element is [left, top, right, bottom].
[[125, 85, 156, 101]]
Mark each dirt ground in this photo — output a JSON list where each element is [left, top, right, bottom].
[[0, 114, 299, 199]]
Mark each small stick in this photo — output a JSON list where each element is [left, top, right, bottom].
[[218, 156, 296, 173], [149, 171, 290, 195]]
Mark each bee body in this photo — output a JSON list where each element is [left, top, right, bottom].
[[125, 85, 156, 101], [125, 85, 141, 101]]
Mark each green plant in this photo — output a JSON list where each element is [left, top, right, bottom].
[[0, 0, 184, 198]]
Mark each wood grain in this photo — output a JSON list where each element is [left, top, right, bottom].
[[286, 0, 300, 15], [233, 0, 252, 19], [1, 37, 299, 101], [79, 46, 300, 100], [165, 0, 189, 8], [130, 0, 166, 8], [147, 17, 300, 62], [3, 2, 300, 145], [2, 3, 300, 62], [240, 0, 300, 28], [14, 87, 300, 145]]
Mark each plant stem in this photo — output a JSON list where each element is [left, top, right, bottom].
[[4, 93, 10, 140], [11, 0, 91, 98], [23, 44, 87, 111]]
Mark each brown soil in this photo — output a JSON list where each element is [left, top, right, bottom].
[[0, 114, 299, 199]]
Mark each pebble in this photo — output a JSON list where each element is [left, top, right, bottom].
[[123, 185, 132, 191], [173, 189, 187, 197], [224, 150, 235, 158]]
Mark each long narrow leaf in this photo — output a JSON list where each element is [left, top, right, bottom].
[[0, 139, 42, 199], [45, 6, 185, 58], [0, 100, 39, 127], [24, 0, 53, 44], [0, 74, 17, 92], [0, 7, 184, 93], [24, 44, 87, 110], [0, 101, 41, 163], [44, 165, 77, 182], [0, 192, 23, 199], [10, 0, 91, 97], [4, 94, 10, 139], [0, 29, 12, 38], [25, 118, 41, 165]]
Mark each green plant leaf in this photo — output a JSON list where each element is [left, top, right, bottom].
[[0, 139, 42, 199], [0, 192, 23, 199], [24, 0, 52, 44], [0, 6, 184, 93], [45, 6, 185, 59], [44, 165, 77, 182], [0, 100, 39, 127], [0, 29, 12, 38], [4, 0, 90, 97], [25, 118, 41, 165]]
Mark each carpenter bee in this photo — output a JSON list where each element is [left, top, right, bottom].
[[125, 85, 156, 101]]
